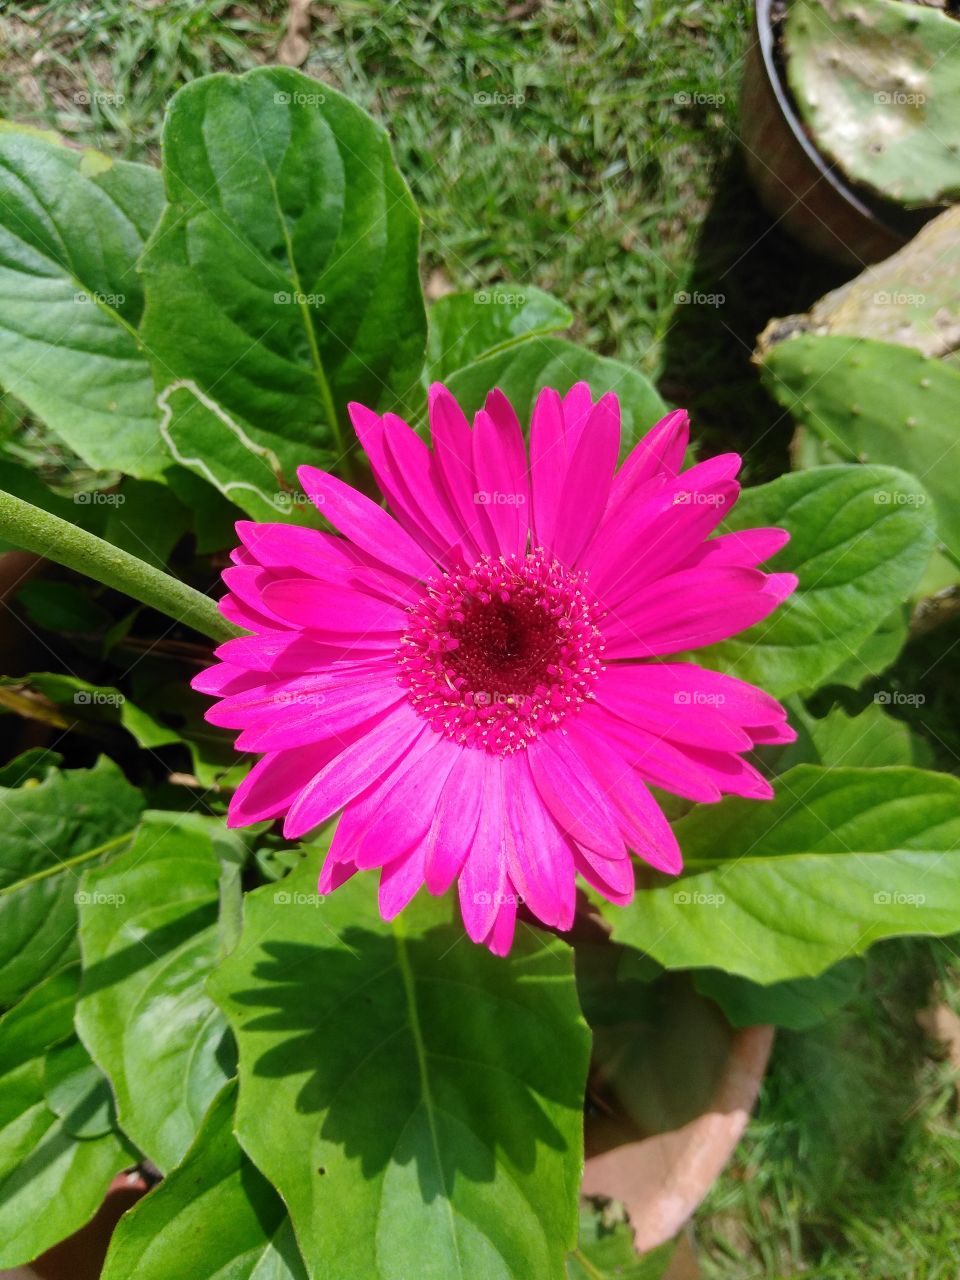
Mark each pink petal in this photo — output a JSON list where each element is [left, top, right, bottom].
[[527, 732, 625, 859], [354, 735, 462, 870], [297, 465, 435, 580], [227, 744, 338, 826], [472, 390, 530, 556], [502, 755, 575, 929], [457, 757, 507, 943], [424, 749, 485, 895], [594, 665, 755, 752], [234, 679, 405, 751], [283, 701, 426, 839], [550, 393, 621, 567], [684, 527, 790, 570], [529, 387, 567, 550], [427, 384, 498, 559], [602, 567, 798, 658], [378, 841, 427, 920], [565, 719, 682, 873], [483, 888, 519, 956], [260, 580, 407, 634], [608, 408, 689, 508]]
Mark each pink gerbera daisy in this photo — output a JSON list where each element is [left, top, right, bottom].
[[193, 383, 797, 954]]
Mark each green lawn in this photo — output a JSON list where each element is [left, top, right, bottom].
[[1, 2, 958, 1275]]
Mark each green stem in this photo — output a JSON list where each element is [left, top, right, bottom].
[[0, 490, 240, 644]]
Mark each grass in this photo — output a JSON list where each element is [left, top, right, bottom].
[[2, 1, 959, 1275]]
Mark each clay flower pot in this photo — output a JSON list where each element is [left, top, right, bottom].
[[580, 969, 774, 1254]]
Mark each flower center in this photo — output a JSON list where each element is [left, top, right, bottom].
[[397, 550, 605, 754]]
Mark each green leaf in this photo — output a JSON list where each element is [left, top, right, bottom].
[[778, 700, 930, 771], [445, 337, 667, 457], [102, 1081, 306, 1280], [823, 606, 908, 689], [44, 1035, 117, 1138], [0, 747, 63, 788], [759, 336, 960, 563], [209, 860, 591, 1280], [701, 465, 937, 698], [0, 967, 133, 1268], [157, 380, 326, 523], [7, 671, 182, 751], [427, 285, 572, 382], [76, 812, 236, 1172], [0, 757, 143, 1007], [567, 1205, 675, 1279], [139, 67, 426, 477], [0, 128, 167, 476], [692, 960, 863, 1031], [604, 765, 960, 984]]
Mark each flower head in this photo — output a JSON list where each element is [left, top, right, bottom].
[[194, 383, 796, 954]]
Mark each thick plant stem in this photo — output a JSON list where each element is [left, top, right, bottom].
[[0, 489, 239, 643]]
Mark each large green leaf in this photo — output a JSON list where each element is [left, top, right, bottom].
[[0, 757, 143, 1007], [157, 380, 327, 523], [101, 1081, 306, 1280], [445, 337, 667, 456], [700, 465, 937, 698], [426, 286, 572, 382], [692, 960, 863, 1032], [139, 67, 426, 478], [777, 700, 931, 771], [0, 127, 166, 476], [0, 966, 133, 1267], [604, 765, 960, 984], [209, 861, 591, 1280], [760, 336, 960, 563], [76, 812, 236, 1172]]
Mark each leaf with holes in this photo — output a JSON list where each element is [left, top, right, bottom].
[[603, 765, 960, 983], [699, 465, 937, 697], [0, 127, 166, 476], [208, 860, 591, 1280], [76, 812, 237, 1173], [139, 67, 426, 480]]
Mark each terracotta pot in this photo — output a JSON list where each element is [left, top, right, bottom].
[[581, 975, 774, 1253], [0, 1169, 150, 1280], [739, 0, 936, 265]]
